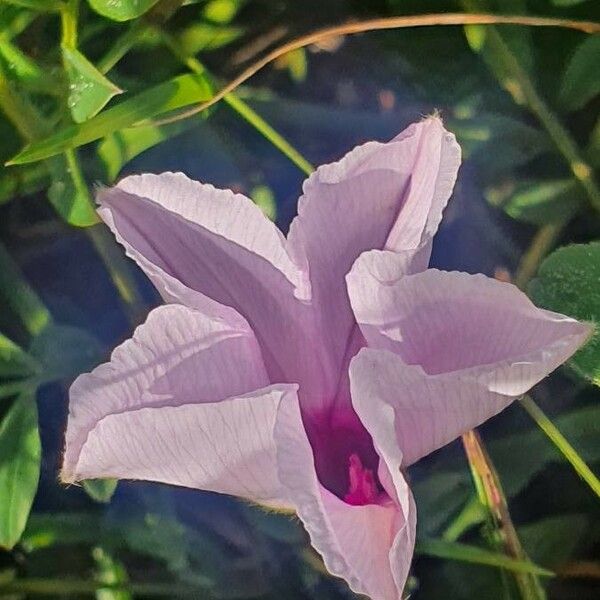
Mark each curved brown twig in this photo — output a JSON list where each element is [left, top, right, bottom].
[[150, 12, 600, 126]]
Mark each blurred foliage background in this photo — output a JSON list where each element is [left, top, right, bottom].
[[0, 0, 599, 598]]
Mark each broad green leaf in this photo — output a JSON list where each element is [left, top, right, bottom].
[[98, 119, 194, 181], [0, 333, 39, 378], [559, 35, 600, 111], [179, 23, 242, 54], [47, 154, 99, 226], [487, 179, 584, 225], [82, 479, 118, 503], [0, 394, 41, 549], [250, 185, 276, 221], [529, 242, 600, 385], [87, 0, 159, 21], [62, 47, 122, 123], [519, 515, 588, 568], [9, 73, 214, 165], [29, 323, 103, 383], [415, 539, 554, 577]]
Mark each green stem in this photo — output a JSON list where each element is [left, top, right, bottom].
[[520, 396, 600, 498], [0, 69, 46, 141], [0, 242, 51, 336], [462, 430, 547, 600], [514, 221, 566, 289], [462, 0, 600, 212], [157, 29, 314, 175], [96, 20, 149, 74], [0, 578, 204, 596], [57, 0, 146, 325]]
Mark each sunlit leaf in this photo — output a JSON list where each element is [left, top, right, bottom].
[[559, 35, 600, 111], [82, 479, 118, 503], [529, 242, 600, 385], [0, 393, 41, 550], [487, 178, 584, 225], [87, 0, 159, 22], [62, 47, 122, 123], [9, 73, 214, 165]]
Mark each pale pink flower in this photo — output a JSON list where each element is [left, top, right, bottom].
[[62, 117, 590, 600]]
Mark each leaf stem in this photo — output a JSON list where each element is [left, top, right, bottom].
[[157, 28, 314, 175], [462, 430, 547, 600], [520, 395, 600, 498], [514, 221, 566, 289]]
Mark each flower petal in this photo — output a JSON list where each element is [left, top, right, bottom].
[[286, 117, 460, 392], [348, 262, 591, 394], [275, 396, 415, 600], [97, 173, 333, 403], [63, 303, 269, 481], [66, 384, 298, 507], [350, 347, 513, 467]]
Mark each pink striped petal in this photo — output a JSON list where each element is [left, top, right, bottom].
[[275, 394, 415, 600], [66, 384, 298, 507], [286, 117, 460, 397], [348, 261, 592, 464], [63, 303, 269, 482], [97, 173, 333, 406]]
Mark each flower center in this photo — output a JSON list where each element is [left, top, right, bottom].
[[344, 453, 378, 506]]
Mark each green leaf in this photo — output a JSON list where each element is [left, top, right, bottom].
[[179, 23, 242, 54], [0, 394, 41, 550], [202, 0, 241, 24], [82, 479, 118, 503], [98, 119, 194, 181], [93, 547, 131, 600], [87, 0, 159, 21], [9, 73, 214, 165], [487, 179, 584, 225], [519, 514, 588, 568], [412, 472, 472, 537], [559, 35, 600, 111], [491, 404, 600, 497], [62, 47, 122, 123], [0, 39, 60, 95], [529, 242, 600, 385], [29, 323, 103, 384], [0, 333, 39, 379], [46, 153, 99, 226], [415, 539, 554, 577]]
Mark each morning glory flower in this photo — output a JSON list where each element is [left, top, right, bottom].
[[62, 117, 590, 600]]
